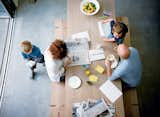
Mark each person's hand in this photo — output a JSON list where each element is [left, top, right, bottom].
[[113, 45, 118, 52], [100, 18, 113, 23], [66, 57, 72, 65], [105, 59, 111, 68], [64, 56, 72, 69]]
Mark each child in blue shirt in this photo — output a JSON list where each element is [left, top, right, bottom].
[[101, 18, 128, 45], [21, 40, 44, 79]]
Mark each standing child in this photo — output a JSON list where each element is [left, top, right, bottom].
[[101, 18, 128, 45], [20, 40, 45, 79]]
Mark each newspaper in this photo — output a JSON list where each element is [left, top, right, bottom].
[[89, 49, 105, 62], [65, 38, 90, 66], [71, 31, 91, 42], [72, 98, 115, 117]]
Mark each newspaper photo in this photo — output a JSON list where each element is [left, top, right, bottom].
[[72, 98, 115, 117], [65, 38, 90, 66]]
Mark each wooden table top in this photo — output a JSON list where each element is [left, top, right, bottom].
[[65, 0, 125, 117]]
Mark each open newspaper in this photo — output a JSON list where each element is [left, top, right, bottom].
[[72, 98, 115, 117], [65, 37, 90, 66]]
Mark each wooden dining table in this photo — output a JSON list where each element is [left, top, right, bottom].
[[64, 0, 125, 117]]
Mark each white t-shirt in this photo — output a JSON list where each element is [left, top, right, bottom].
[[44, 48, 68, 82]]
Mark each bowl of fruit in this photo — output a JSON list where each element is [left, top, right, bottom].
[[80, 0, 100, 16]]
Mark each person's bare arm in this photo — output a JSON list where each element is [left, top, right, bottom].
[[100, 18, 113, 23], [102, 37, 115, 42], [105, 59, 112, 77], [64, 56, 72, 69]]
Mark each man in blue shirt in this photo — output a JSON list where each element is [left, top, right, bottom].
[[105, 44, 142, 87], [21, 40, 44, 79]]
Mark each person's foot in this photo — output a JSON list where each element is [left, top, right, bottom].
[[42, 62, 45, 67], [30, 70, 35, 80]]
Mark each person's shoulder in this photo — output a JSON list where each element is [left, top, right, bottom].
[[32, 45, 39, 49], [32, 45, 41, 53], [129, 47, 140, 58], [129, 47, 139, 52]]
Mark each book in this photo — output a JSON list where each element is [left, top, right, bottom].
[[98, 21, 111, 37]]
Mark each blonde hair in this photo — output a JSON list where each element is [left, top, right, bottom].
[[21, 40, 32, 53]]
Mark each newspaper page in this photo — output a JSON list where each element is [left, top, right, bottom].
[[65, 38, 90, 66], [72, 98, 115, 117]]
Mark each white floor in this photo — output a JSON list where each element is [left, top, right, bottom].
[[0, 0, 66, 117]]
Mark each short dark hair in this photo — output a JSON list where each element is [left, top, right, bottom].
[[49, 39, 68, 59]]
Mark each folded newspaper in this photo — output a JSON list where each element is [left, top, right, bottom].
[[72, 98, 115, 117]]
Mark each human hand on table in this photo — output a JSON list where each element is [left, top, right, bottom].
[[105, 59, 111, 68], [64, 56, 72, 69], [100, 18, 113, 23], [105, 59, 112, 77]]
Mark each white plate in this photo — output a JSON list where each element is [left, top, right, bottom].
[[80, 0, 100, 16], [68, 76, 81, 89]]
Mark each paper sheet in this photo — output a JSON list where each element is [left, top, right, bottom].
[[99, 80, 122, 103], [98, 21, 111, 37], [89, 49, 105, 61], [65, 38, 90, 66], [72, 31, 91, 41]]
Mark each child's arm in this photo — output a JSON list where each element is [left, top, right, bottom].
[[100, 18, 114, 23], [101, 36, 115, 42]]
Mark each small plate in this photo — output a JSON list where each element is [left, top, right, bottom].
[[68, 76, 81, 89]]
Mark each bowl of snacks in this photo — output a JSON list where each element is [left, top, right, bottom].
[[80, 0, 100, 16]]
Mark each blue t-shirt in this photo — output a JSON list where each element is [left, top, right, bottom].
[[108, 47, 142, 87], [106, 20, 124, 45], [21, 45, 43, 60]]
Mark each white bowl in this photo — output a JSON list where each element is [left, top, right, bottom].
[[80, 0, 100, 16]]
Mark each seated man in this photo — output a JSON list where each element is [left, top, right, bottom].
[[105, 44, 142, 87]]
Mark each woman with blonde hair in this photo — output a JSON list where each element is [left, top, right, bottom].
[[44, 39, 71, 82]]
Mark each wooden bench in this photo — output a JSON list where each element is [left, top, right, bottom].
[[116, 16, 140, 117]]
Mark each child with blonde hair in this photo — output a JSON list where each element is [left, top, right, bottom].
[[20, 40, 44, 79]]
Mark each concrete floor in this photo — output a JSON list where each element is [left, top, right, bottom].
[[0, 0, 160, 117], [0, 0, 66, 117]]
